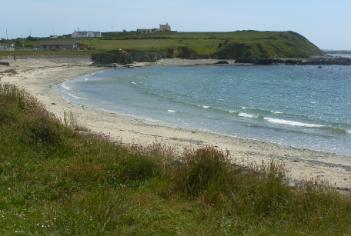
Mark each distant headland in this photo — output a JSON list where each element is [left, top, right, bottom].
[[1, 28, 351, 65]]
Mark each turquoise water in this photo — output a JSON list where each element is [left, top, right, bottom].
[[58, 65, 351, 155]]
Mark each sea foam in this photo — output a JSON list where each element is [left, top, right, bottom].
[[264, 117, 323, 128], [61, 83, 71, 90], [67, 93, 88, 100], [238, 112, 255, 119], [271, 110, 284, 114]]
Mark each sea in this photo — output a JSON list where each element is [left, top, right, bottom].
[[57, 65, 351, 155]]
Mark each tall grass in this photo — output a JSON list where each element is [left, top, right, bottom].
[[0, 83, 350, 235]]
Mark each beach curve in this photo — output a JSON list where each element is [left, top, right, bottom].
[[1, 57, 351, 192]]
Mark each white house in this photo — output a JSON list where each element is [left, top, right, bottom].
[[0, 44, 15, 51]]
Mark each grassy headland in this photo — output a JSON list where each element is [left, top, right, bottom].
[[91, 31, 323, 57], [89, 31, 323, 64], [1, 31, 323, 63], [1, 83, 351, 235]]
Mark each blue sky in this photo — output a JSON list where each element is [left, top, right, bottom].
[[1, 0, 350, 49]]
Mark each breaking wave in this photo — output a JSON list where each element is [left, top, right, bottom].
[[263, 117, 324, 128], [61, 83, 71, 90]]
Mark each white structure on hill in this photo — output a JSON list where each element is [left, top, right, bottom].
[[72, 31, 101, 38], [0, 44, 15, 51], [159, 23, 171, 32], [137, 23, 172, 34]]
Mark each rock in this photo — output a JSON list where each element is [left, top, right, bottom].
[[215, 60, 229, 65], [304, 57, 351, 65], [2, 69, 17, 75], [0, 62, 10, 66]]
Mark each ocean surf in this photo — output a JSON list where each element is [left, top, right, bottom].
[[57, 65, 351, 155]]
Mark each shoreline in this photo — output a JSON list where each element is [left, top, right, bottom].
[[1, 57, 351, 192]]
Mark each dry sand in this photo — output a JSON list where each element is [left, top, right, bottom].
[[1, 57, 350, 192]]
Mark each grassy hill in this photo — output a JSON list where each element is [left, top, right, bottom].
[[2, 31, 323, 61], [1, 84, 351, 235], [87, 31, 323, 60]]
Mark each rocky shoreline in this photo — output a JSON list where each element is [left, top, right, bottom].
[[96, 56, 351, 68], [236, 56, 351, 65]]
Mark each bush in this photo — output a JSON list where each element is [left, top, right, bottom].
[[0, 111, 16, 126], [107, 154, 162, 185], [120, 156, 161, 182], [24, 116, 63, 146], [174, 148, 231, 197]]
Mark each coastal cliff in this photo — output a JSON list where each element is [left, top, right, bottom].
[[90, 31, 325, 65]]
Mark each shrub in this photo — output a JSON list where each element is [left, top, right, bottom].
[[23, 116, 63, 146], [174, 147, 231, 198], [108, 155, 162, 184], [0, 111, 16, 126]]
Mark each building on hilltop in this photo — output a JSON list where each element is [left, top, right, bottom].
[[137, 23, 172, 34], [159, 23, 171, 32], [72, 31, 101, 38]]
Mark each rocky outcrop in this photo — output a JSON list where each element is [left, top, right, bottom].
[[0, 61, 10, 66], [237, 57, 351, 65], [304, 57, 351, 65]]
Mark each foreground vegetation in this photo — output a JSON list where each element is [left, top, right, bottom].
[[1, 84, 351, 235]]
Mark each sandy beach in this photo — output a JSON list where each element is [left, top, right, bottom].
[[1, 57, 350, 192]]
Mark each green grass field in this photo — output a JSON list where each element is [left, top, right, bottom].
[[83, 38, 222, 56], [1, 84, 351, 235]]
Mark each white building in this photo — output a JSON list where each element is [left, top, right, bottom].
[[159, 23, 171, 32], [137, 23, 172, 34], [72, 31, 102, 38], [0, 44, 15, 51]]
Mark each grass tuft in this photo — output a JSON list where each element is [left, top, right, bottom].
[[23, 116, 64, 146], [174, 147, 230, 198]]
